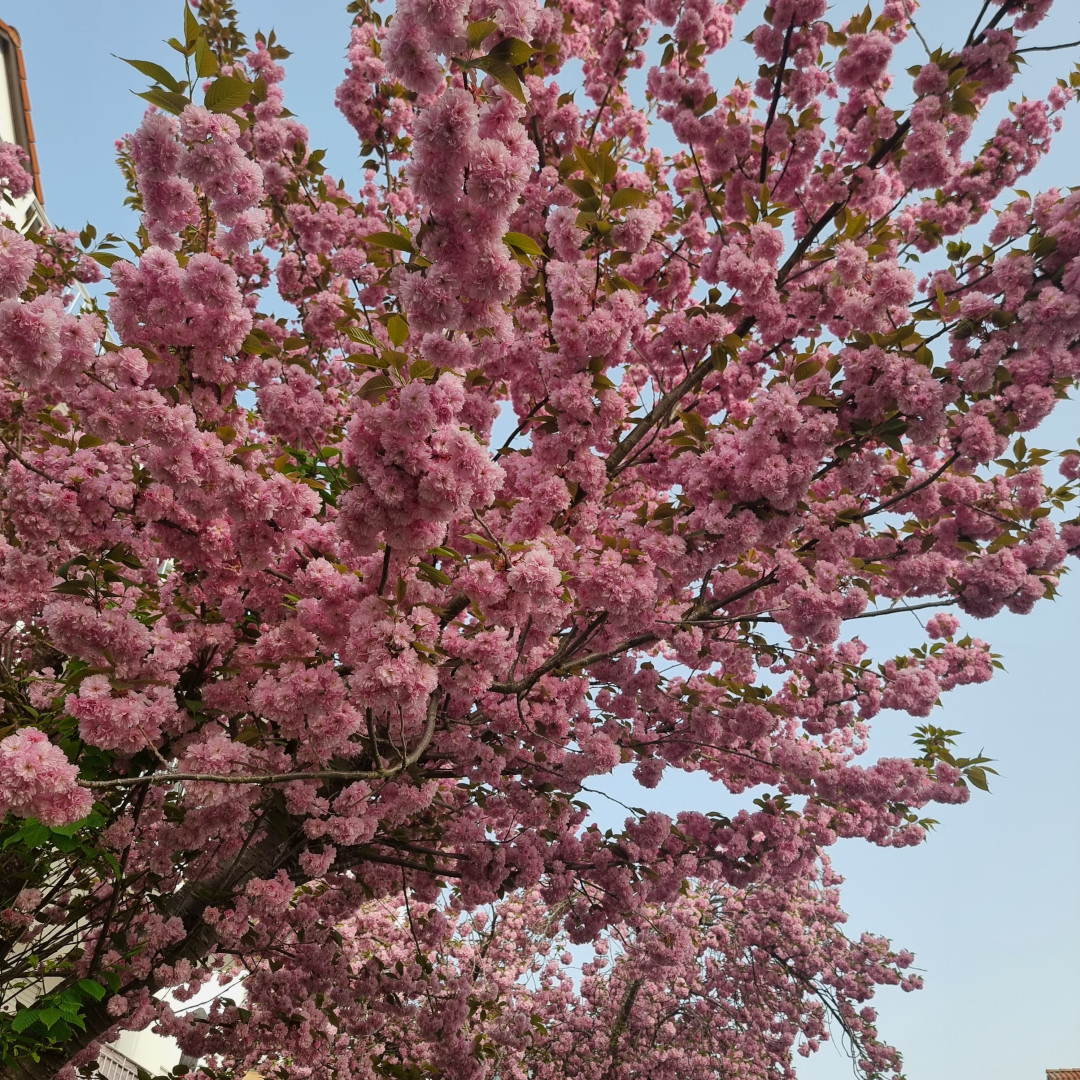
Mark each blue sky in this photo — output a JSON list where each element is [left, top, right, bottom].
[[7, 2, 1079, 1078]]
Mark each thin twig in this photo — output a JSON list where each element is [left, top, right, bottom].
[[1016, 38, 1080, 54], [85, 696, 440, 789], [494, 397, 549, 459]]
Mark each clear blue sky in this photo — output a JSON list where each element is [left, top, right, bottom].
[[6, 3, 1078, 1078]]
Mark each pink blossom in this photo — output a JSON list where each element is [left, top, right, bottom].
[[0, 140, 34, 198], [0, 728, 92, 825], [0, 226, 37, 299], [835, 32, 893, 90], [0, 5, 1075, 1077]]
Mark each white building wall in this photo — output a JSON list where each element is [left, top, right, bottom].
[[0, 46, 39, 230]]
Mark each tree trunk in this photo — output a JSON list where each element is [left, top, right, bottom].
[[2, 809, 299, 1080]]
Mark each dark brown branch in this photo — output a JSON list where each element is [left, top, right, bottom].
[[439, 592, 471, 627], [744, 598, 956, 626], [1016, 38, 1080, 53], [0, 435, 57, 481], [377, 544, 392, 595], [854, 451, 960, 521], [603, 977, 644, 1080], [494, 396, 549, 459], [760, 24, 795, 184], [964, 0, 994, 48]]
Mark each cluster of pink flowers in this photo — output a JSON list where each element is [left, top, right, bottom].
[[110, 247, 251, 382], [340, 372, 504, 554], [131, 104, 266, 251], [0, 139, 34, 199], [398, 85, 536, 335], [1, 1, 1078, 1077], [0, 226, 37, 298], [0, 293, 99, 388], [0, 727, 92, 826]]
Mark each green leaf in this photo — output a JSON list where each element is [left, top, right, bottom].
[[798, 393, 838, 409], [49, 1019, 73, 1043], [416, 562, 453, 587], [365, 231, 414, 253], [36, 1007, 65, 1031], [51, 580, 93, 596], [117, 57, 183, 93], [134, 88, 190, 115], [344, 353, 388, 370], [48, 821, 83, 838], [503, 231, 545, 258], [77, 979, 107, 1002], [950, 93, 977, 117], [793, 359, 822, 382], [574, 145, 599, 178], [3, 819, 50, 850], [194, 35, 219, 78], [466, 19, 498, 49], [565, 178, 595, 199], [472, 56, 527, 103], [204, 75, 251, 113], [595, 153, 617, 185], [90, 251, 127, 268], [184, 4, 201, 47], [343, 325, 381, 348], [240, 331, 276, 356], [359, 373, 395, 401], [609, 188, 648, 210], [11, 1009, 41, 1033], [681, 411, 707, 441], [489, 37, 533, 66], [386, 313, 409, 347], [78, 433, 107, 448]]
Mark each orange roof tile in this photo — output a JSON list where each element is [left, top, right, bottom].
[[1047, 1070, 1080, 1080], [0, 18, 44, 204]]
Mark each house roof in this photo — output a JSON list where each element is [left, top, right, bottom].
[[1047, 1070, 1080, 1080], [0, 18, 44, 204]]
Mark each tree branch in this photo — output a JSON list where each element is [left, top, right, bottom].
[[83, 695, 441, 789]]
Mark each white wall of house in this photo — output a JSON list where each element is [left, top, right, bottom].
[[0, 46, 37, 229], [110, 1026, 184, 1077]]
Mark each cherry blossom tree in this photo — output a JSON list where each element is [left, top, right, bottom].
[[1, 0, 1078, 1077]]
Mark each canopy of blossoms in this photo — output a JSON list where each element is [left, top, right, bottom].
[[0, 0, 1078, 1078]]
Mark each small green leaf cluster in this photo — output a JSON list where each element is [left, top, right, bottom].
[[2, 978, 110, 1067], [911, 725, 1000, 792], [119, 4, 283, 122]]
